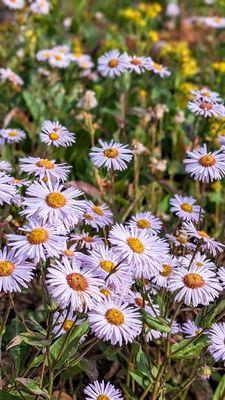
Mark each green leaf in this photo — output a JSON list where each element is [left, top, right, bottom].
[[171, 336, 208, 359], [130, 371, 151, 390], [141, 309, 171, 333], [213, 374, 225, 399], [133, 342, 149, 377], [50, 321, 89, 369], [196, 299, 225, 327], [15, 378, 49, 398], [0, 391, 21, 400], [9, 332, 51, 348]]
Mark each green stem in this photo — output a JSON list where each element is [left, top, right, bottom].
[[0, 295, 12, 389]]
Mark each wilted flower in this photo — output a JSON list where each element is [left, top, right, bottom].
[[77, 90, 98, 110]]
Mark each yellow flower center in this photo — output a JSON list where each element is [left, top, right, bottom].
[[49, 132, 60, 141], [66, 273, 88, 291], [103, 148, 119, 158], [43, 51, 51, 58], [63, 319, 74, 331], [82, 236, 94, 243], [199, 154, 216, 167], [195, 329, 202, 335], [100, 288, 110, 296], [36, 159, 55, 169], [180, 203, 193, 213], [183, 273, 205, 289], [197, 230, 210, 239], [105, 308, 124, 325], [127, 237, 144, 253], [64, 249, 74, 257], [213, 17, 222, 23], [0, 261, 15, 277], [136, 219, 150, 229], [92, 206, 104, 216], [160, 264, 172, 277], [100, 260, 115, 273], [97, 395, 110, 400], [131, 58, 141, 65], [152, 62, 163, 71], [13, 178, 21, 184], [46, 192, 67, 208], [28, 228, 49, 244], [108, 59, 119, 68], [54, 54, 63, 61], [199, 102, 213, 111], [83, 212, 94, 221], [8, 130, 18, 137], [135, 297, 144, 307]]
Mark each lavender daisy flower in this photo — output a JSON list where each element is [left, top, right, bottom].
[[151, 256, 178, 288], [84, 245, 131, 290], [204, 16, 225, 28], [52, 310, 86, 341], [48, 51, 71, 68], [0, 172, 17, 205], [88, 296, 142, 346], [170, 194, 203, 222], [60, 245, 85, 265], [208, 323, 225, 362], [7, 220, 67, 262], [30, 0, 50, 15], [125, 54, 150, 74], [188, 99, 225, 117], [217, 266, 225, 288], [21, 180, 84, 229], [84, 380, 124, 400], [90, 139, 133, 171], [218, 135, 225, 147], [128, 211, 162, 233], [181, 221, 224, 256], [0, 68, 24, 86], [47, 258, 104, 311], [168, 264, 222, 306], [0, 247, 35, 293], [0, 128, 26, 143], [180, 252, 216, 270], [71, 231, 104, 250], [0, 160, 12, 173], [166, 232, 196, 250], [109, 224, 169, 278], [183, 144, 225, 182], [82, 201, 113, 229], [40, 120, 75, 147], [36, 49, 53, 61], [147, 59, 171, 77], [2, 0, 24, 9], [97, 49, 128, 78], [19, 156, 71, 182], [191, 88, 222, 104], [182, 320, 202, 338]]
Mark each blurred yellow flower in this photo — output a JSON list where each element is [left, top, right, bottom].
[[161, 41, 198, 77], [212, 62, 225, 73], [148, 30, 159, 43], [179, 82, 197, 96], [120, 8, 142, 22], [139, 89, 148, 98]]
